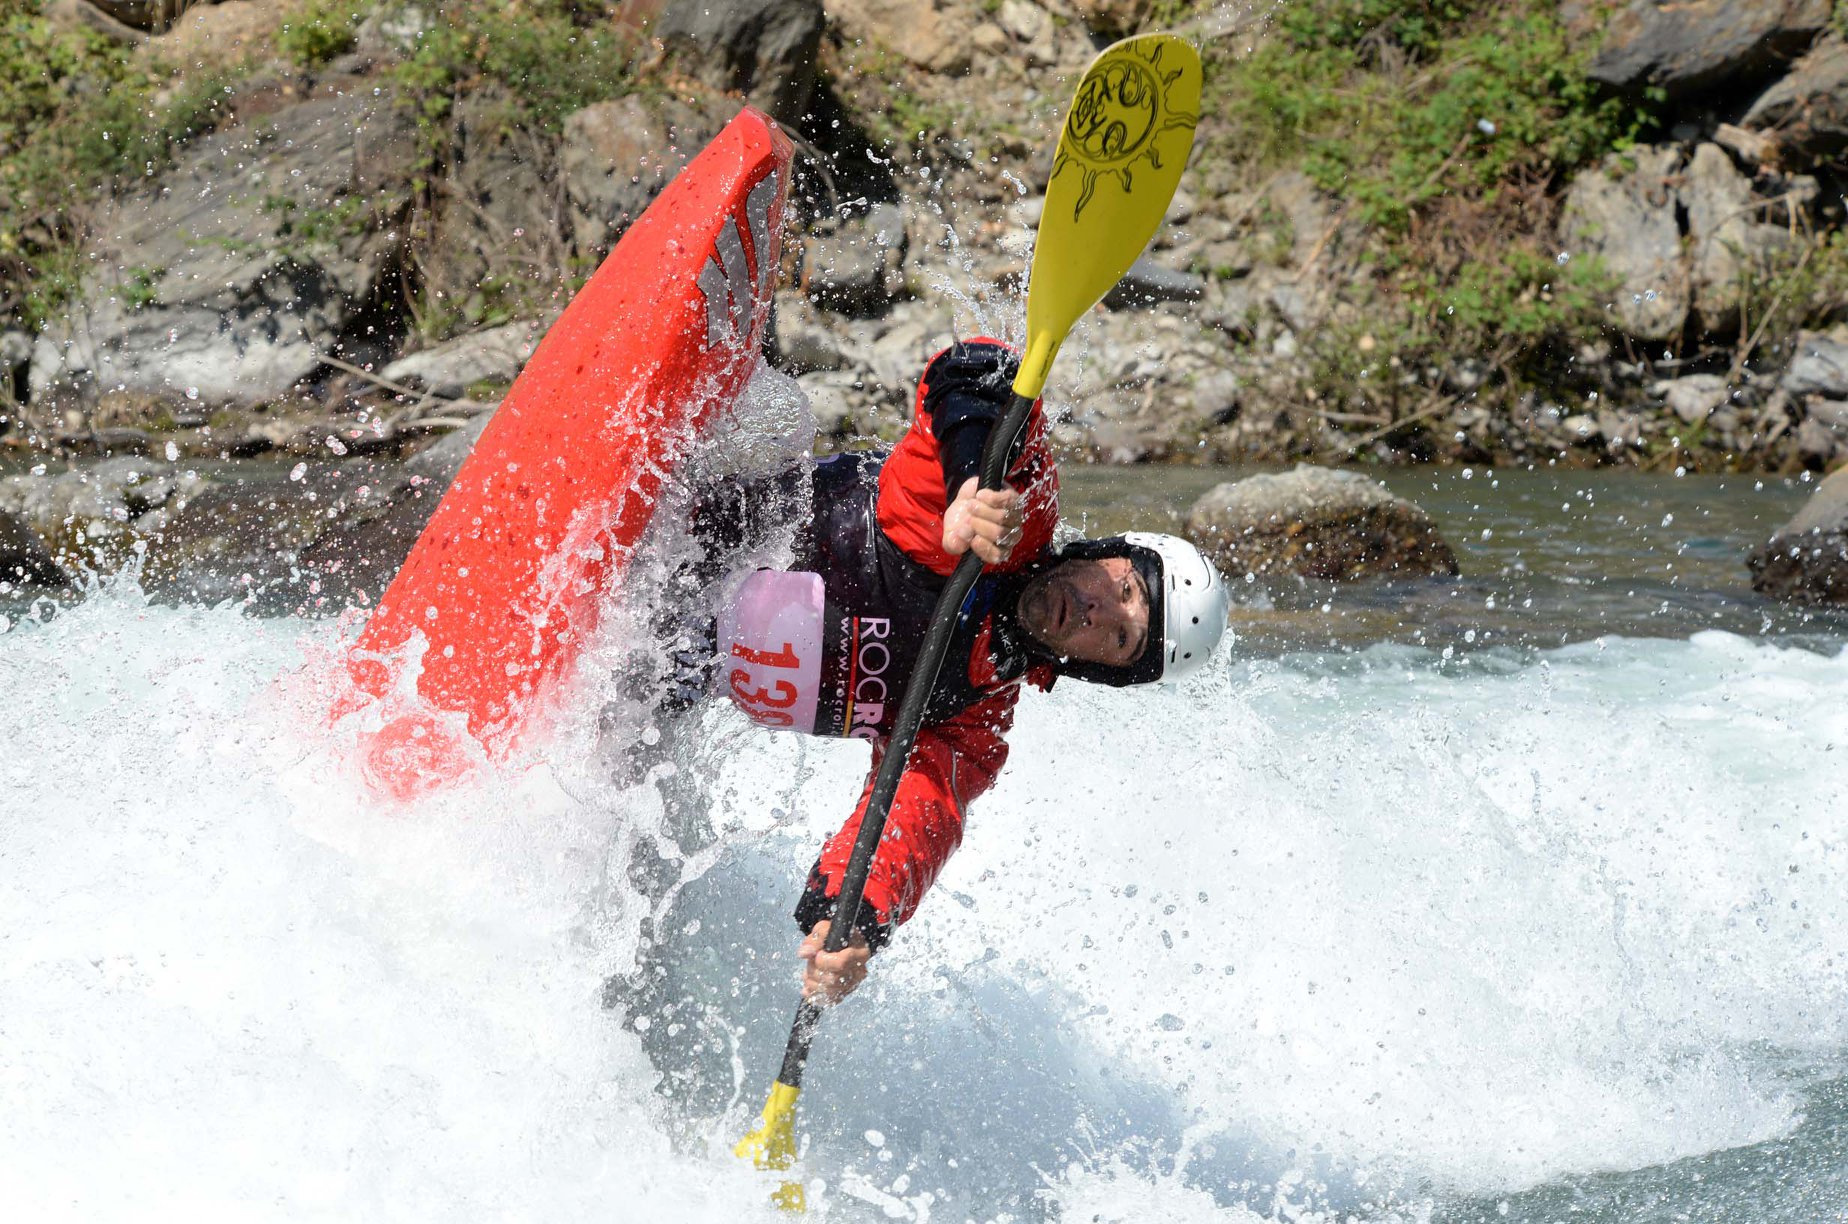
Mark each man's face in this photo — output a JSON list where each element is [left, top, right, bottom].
[[1017, 556, 1150, 668]]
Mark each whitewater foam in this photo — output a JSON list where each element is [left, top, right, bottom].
[[3, 577, 1844, 1220]]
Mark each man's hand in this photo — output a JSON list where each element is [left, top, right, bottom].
[[799, 920, 872, 1005], [942, 476, 1024, 565]]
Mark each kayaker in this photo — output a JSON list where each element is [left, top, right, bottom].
[[646, 337, 1229, 1005]]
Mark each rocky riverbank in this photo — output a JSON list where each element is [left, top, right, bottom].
[[4, 0, 1848, 605]]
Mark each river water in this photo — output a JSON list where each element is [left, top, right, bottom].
[[2, 457, 1845, 1222]]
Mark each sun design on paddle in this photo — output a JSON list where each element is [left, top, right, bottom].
[[1053, 39, 1198, 221]]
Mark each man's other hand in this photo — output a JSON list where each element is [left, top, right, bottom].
[[942, 476, 1024, 565], [799, 920, 872, 1004]]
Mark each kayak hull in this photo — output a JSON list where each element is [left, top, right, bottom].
[[342, 106, 794, 798]]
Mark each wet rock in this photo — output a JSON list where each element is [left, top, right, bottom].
[[141, 460, 412, 611], [1682, 143, 1791, 331], [30, 85, 415, 411], [0, 508, 68, 592], [295, 475, 442, 613], [824, 0, 974, 73], [802, 203, 908, 317], [1748, 464, 1848, 603], [1184, 465, 1459, 582], [1783, 327, 1848, 398], [1658, 373, 1731, 425], [1561, 146, 1688, 342], [1743, 35, 1848, 160], [0, 456, 205, 558], [639, 0, 825, 122], [1102, 257, 1206, 309], [383, 318, 549, 398], [561, 93, 730, 263], [1587, 0, 1832, 101]]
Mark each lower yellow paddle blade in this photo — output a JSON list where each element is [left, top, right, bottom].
[[1014, 33, 1202, 400], [734, 1080, 806, 1212]]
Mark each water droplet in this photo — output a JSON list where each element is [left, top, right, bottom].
[[289, 463, 307, 482]]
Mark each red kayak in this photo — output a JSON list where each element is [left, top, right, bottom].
[[342, 106, 794, 798]]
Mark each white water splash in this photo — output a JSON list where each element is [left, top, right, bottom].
[[2, 573, 1844, 1220]]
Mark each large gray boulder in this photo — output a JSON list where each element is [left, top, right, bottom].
[[31, 85, 415, 411], [1748, 465, 1848, 603], [0, 455, 206, 560], [140, 459, 414, 612], [1587, 0, 1833, 100], [1184, 465, 1459, 582], [632, 0, 825, 123], [383, 319, 549, 398], [1783, 327, 1848, 399], [561, 94, 731, 264], [1744, 35, 1848, 159], [1561, 146, 1688, 342]]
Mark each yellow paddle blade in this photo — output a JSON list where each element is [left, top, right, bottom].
[[1014, 33, 1202, 401], [734, 1080, 807, 1213]]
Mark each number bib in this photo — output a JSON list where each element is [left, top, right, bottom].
[[716, 570, 825, 733]]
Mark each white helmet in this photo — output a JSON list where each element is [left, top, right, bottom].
[[1052, 531, 1230, 686], [1123, 531, 1230, 682]]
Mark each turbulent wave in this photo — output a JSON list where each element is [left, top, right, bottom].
[[2, 565, 1845, 1220]]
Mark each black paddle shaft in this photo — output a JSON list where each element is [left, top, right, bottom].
[[775, 390, 1037, 1089]]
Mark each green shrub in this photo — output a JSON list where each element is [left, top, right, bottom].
[[1184, 0, 1662, 440], [1215, 4, 1655, 232], [277, 0, 362, 68], [0, 2, 233, 327], [391, 0, 637, 166]]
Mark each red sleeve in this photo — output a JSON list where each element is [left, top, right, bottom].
[[875, 339, 1059, 577], [795, 686, 1019, 947]]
